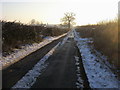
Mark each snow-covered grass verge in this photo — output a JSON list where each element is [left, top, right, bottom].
[[0, 33, 66, 70], [12, 42, 61, 88], [73, 30, 119, 88], [74, 56, 84, 88]]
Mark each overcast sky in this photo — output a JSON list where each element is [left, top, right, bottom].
[[0, 0, 119, 25]]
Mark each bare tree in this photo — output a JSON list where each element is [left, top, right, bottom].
[[61, 12, 76, 29]]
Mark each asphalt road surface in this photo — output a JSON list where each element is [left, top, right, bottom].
[[31, 38, 77, 88], [3, 35, 90, 88], [31, 38, 90, 88]]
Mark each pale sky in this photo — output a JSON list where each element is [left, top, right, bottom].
[[0, 0, 119, 25]]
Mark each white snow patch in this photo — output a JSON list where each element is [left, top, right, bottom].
[[0, 33, 66, 70], [43, 36, 55, 41], [61, 36, 68, 45], [12, 42, 61, 88], [73, 30, 119, 88], [74, 56, 84, 88]]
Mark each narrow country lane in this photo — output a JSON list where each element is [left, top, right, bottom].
[[3, 31, 90, 89], [31, 38, 77, 88], [31, 37, 89, 88]]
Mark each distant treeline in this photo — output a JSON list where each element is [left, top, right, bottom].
[[76, 18, 119, 70], [2, 21, 68, 55]]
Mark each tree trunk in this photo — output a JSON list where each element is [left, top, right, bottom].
[[68, 21, 70, 29]]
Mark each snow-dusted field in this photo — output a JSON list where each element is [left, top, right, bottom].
[[0, 33, 66, 70], [74, 30, 119, 88]]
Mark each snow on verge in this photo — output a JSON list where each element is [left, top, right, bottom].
[[0, 33, 66, 70], [12, 42, 61, 88], [74, 56, 84, 88], [61, 35, 69, 45], [73, 30, 119, 88]]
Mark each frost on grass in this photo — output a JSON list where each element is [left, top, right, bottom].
[[74, 56, 84, 88], [0, 33, 66, 70], [12, 42, 61, 88], [73, 30, 119, 88]]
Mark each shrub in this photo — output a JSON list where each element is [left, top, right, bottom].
[[2, 21, 68, 56], [76, 19, 119, 69]]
